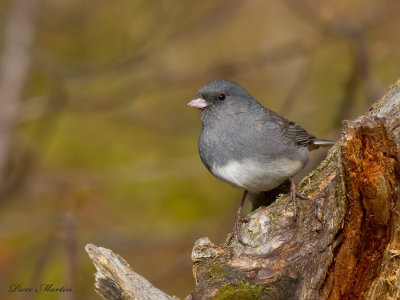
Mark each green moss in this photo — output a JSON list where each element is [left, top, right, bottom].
[[204, 262, 227, 282], [214, 280, 265, 300]]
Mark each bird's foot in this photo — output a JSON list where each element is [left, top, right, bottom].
[[285, 178, 309, 218]]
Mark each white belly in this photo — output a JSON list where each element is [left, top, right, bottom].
[[212, 158, 305, 192]]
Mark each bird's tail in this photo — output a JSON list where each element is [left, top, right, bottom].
[[308, 139, 335, 150]]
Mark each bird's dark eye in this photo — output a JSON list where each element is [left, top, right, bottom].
[[218, 94, 226, 100]]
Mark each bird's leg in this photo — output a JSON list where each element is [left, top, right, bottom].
[[286, 177, 308, 217], [231, 190, 248, 244]]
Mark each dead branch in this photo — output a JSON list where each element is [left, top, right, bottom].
[[85, 244, 178, 300]]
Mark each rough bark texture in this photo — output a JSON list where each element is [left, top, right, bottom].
[[86, 79, 400, 300]]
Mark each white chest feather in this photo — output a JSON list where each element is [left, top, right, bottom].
[[212, 158, 305, 192]]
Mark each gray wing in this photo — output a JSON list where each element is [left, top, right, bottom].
[[269, 112, 315, 146], [270, 112, 334, 150], [286, 121, 315, 146]]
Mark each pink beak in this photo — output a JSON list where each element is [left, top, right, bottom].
[[187, 98, 209, 109]]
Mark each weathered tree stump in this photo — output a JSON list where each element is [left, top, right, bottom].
[[86, 80, 400, 300]]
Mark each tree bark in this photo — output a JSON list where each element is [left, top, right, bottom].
[[86, 79, 400, 300]]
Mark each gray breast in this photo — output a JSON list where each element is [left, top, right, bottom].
[[199, 116, 309, 191]]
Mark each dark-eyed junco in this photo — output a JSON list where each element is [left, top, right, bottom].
[[188, 80, 334, 242]]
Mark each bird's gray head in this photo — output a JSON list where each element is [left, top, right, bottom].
[[188, 80, 258, 120]]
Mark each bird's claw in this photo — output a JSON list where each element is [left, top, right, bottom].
[[229, 216, 249, 246], [285, 178, 309, 218]]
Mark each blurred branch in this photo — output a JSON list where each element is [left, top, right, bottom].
[[0, 0, 39, 189], [281, 0, 386, 125], [61, 0, 243, 81], [335, 31, 365, 125], [281, 0, 388, 34], [335, 29, 383, 125], [62, 212, 77, 300], [63, 39, 308, 114], [22, 231, 57, 300], [167, 40, 309, 84], [0, 77, 66, 203], [22, 213, 78, 300], [279, 52, 313, 113]]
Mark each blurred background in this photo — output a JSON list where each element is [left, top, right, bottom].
[[0, 0, 399, 299]]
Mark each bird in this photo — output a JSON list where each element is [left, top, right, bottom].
[[188, 80, 335, 243]]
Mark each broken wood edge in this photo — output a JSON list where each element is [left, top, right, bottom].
[[85, 244, 178, 300]]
